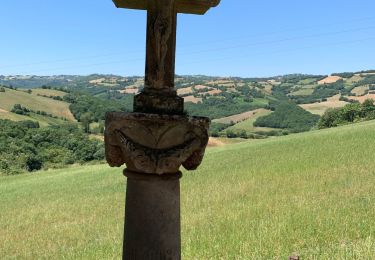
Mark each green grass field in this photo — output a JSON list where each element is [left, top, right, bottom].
[[0, 88, 75, 121], [31, 88, 67, 98], [1, 121, 375, 259], [290, 87, 315, 96], [0, 110, 70, 127], [299, 78, 319, 85], [224, 109, 277, 134]]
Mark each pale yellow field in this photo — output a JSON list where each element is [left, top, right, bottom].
[[184, 95, 202, 104], [89, 78, 106, 84], [120, 88, 139, 94], [346, 75, 363, 84], [299, 95, 348, 115], [213, 108, 269, 124], [207, 137, 246, 147], [318, 76, 342, 85], [348, 94, 375, 103], [263, 84, 274, 94], [0, 109, 30, 121], [193, 85, 209, 90], [177, 87, 194, 95], [351, 86, 369, 96], [200, 89, 222, 96]]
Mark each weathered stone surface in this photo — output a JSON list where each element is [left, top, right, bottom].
[[108, 0, 219, 258], [134, 92, 184, 115], [144, 0, 177, 94], [105, 112, 210, 174], [123, 170, 182, 260], [113, 0, 220, 15]]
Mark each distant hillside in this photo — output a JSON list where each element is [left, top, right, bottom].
[[1, 69, 375, 136], [0, 87, 75, 126]]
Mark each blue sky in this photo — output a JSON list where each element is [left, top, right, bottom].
[[0, 0, 374, 77]]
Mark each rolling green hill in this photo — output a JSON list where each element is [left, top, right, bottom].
[[222, 109, 277, 135], [1, 70, 375, 134], [1, 120, 374, 259], [0, 87, 75, 126]]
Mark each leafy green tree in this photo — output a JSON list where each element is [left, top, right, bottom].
[[239, 130, 248, 139], [361, 99, 375, 115], [226, 130, 237, 138], [318, 108, 342, 129], [80, 112, 93, 133], [341, 103, 361, 122], [0, 120, 104, 175], [11, 104, 30, 115], [25, 155, 42, 171], [318, 98, 375, 129]]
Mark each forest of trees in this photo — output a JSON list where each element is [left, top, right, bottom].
[[185, 93, 267, 119], [63, 92, 133, 133], [254, 101, 320, 132], [291, 80, 346, 104], [318, 99, 375, 129], [0, 120, 104, 175]]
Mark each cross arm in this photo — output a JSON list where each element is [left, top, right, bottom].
[[112, 0, 220, 15]]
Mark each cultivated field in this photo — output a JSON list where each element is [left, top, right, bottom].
[[224, 109, 276, 134], [213, 108, 270, 124], [0, 88, 75, 121], [184, 95, 202, 104], [299, 95, 348, 115], [0, 109, 69, 127], [351, 86, 369, 96], [290, 87, 315, 96], [345, 75, 363, 85], [177, 87, 194, 96], [1, 121, 374, 259], [318, 76, 342, 84], [31, 88, 67, 98], [348, 94, 375, 103]]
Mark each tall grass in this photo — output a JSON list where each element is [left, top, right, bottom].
[[1, 121, 375, 259]]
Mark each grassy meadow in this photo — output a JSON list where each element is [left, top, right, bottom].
[[224, 109, 277, 135], [0, 88, 75, 121], [1, 121, 375, 259], [0, 111, 71, 127], [299, 95, 348, 116], [30, 88, 67, 98]]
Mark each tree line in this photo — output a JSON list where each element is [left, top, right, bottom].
[[0, 120, 104, 175], [318, 99, 375, 129], [254, 101, 320, 132]]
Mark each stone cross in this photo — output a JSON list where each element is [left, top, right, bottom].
[[105, 0, 220, 259]]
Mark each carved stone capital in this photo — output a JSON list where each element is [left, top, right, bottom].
[[105, 112, 210, 175], [134, 92, 184, 115]]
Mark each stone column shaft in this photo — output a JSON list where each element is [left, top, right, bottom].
[[123, 170, 181, 260]]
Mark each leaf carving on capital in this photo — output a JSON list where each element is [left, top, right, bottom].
[[115, 130, 202, 174], [105, 113, 210, 174]]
